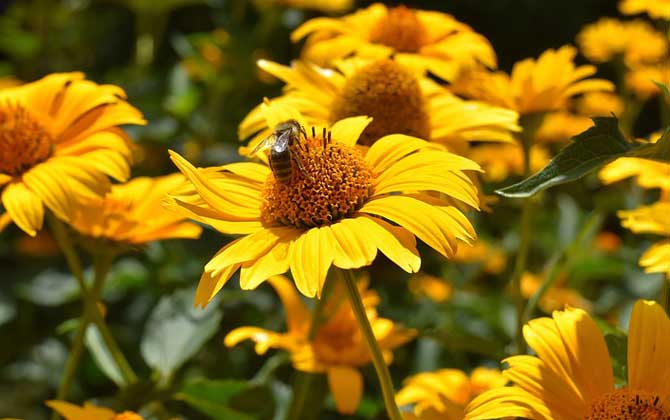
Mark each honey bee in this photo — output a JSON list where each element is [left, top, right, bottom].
[[251, 119, 312, 184]]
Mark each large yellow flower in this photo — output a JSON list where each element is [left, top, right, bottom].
[[396, 367, 507, 420], [225, 275, 416, 414], [0, 73, 145, 236], [577, 18, 666, 65], [619, 202, 670, 275], [46, 400, 142, 420], [451, 46, 614, 115], [620, 0, 670, 19], [599, 133, 670, 190], [465, 300, 670, 420], [290, 3, 496, 82], [68, 174, 202, 245], [241, 58, 519, 149], [168, 103, 480, 304]]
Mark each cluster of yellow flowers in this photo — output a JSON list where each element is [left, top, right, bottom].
[[1, 0, 669, 419]]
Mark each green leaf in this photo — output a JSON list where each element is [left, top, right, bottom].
[[140, 288, 222, 382], [595, 319, 627, 385], [496, 116, 670, 198], [85, 324, 126, 387], [17, 270, 80, 306], [176, 379, 275, 420]]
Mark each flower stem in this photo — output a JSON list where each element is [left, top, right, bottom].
[[284, 275, 333, 420], [48, 216, 137, 393], [340, 269, 402, 420], [509, 198, 533, 354]]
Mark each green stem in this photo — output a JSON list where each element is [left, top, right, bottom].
[[509, 198, 533, 354], [340, 270, 402, 420], [284, 275, 333, 420], [48, 216, 137, 389]]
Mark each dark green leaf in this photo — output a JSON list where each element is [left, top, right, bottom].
[[140, 288, 223, 381], [176, 379, 275, 420], [496, 116, 669, 198]]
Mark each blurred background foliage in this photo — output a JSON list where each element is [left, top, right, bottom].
[[0, 0, 664, 419]]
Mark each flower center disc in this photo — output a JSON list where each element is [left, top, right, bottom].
[[586, 389, 670, 420], [369, 5, 427, 52], [0, 102, 53, 176], [330, 59, 430, 146], [262, 130, 373, 228]]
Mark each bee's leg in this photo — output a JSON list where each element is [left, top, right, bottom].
[[293, 153, 315, 182]]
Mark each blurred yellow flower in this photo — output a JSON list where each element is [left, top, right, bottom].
[[254, 0, 352, 13], [0, 73, 145, 236], [599, 133, 670, 190], [168, 103, 480, 304], [620, 0, 670, 19], [241, 58, 519, 149], [291, 3, 496, 81], [408, 272, 453, 302], [396, 367, 507, 420], [577, 18, 666, 65], [575, 91, 625, 117], [619, 202, 670, 275], [534, 112, 593, 144], [626, 64, 670, 99], [451, 46, 614, 115], [225, 275, 416, 414], [46, 400, 143, 420], [521, 272, 592, 313], [453, 240, 507, 274], [466, 301, 670, 420], [594, 231, 622, 253], [468, 143, 550, 182], [69, 174, 202, 246]]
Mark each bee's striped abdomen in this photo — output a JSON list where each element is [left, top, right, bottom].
[[270, 150, 293, 184]]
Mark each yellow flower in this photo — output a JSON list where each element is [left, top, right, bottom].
[[168, 102, 480, 304], [254, 0, 352, 13], [46, 400, 143, 420], [521, 272, 593, 314], [225, 275, 416, 414], [408, 272, 453, 302], [626, 64, 670, 99], [68, 174, 202, 245], [452, 239, 507, 274], [396, 367, 507, 420], [599, 133, 670, 190], [619, 202, 670, 275], [468, 143, 550, 183], [465, 300, 670, 420], [574, 91, 625, 117], [290, 3, 496, 81], [242, 58, 519, 149], [577, 18, 666, 65], [451, 46, 614, 115], [0, 73, 145, 236], [534, 112, 593, 144], [620, 0, 670, 19]]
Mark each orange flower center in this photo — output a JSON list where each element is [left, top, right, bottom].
[[330, 59, 430, 146], [262, 128, 373, 228], [0, 102, 53, 176], [113, 412, 144, 420], [313, 320, 359, 364], [369, 5, 427, 52], [586, 389, 670, 420]]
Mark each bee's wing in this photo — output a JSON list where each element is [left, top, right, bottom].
[[272, 129, 291, 153], [249, 133, 276, 156]]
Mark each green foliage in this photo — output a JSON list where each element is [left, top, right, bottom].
[[497, 117, 670, 198], [176, 379, 275, 420]]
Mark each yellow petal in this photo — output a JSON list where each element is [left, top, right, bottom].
[[267, 275, 310, 334], [330, 218, 378, 269], [194, 264, 240, 308], [224, 326, 282, 355], [330, 116, 373, 146], [327, 366, 364, 415], [360, 196, 461, 258], [464, 386, 556, 420], [240, 236, 295, 290], [45, 400, 115, 420], [356, 216, 421, 273], [2, 182, 44, 236], [289, 227, 335, 298], [628, 299, 670, 397], [22, 163, 73, 222]]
